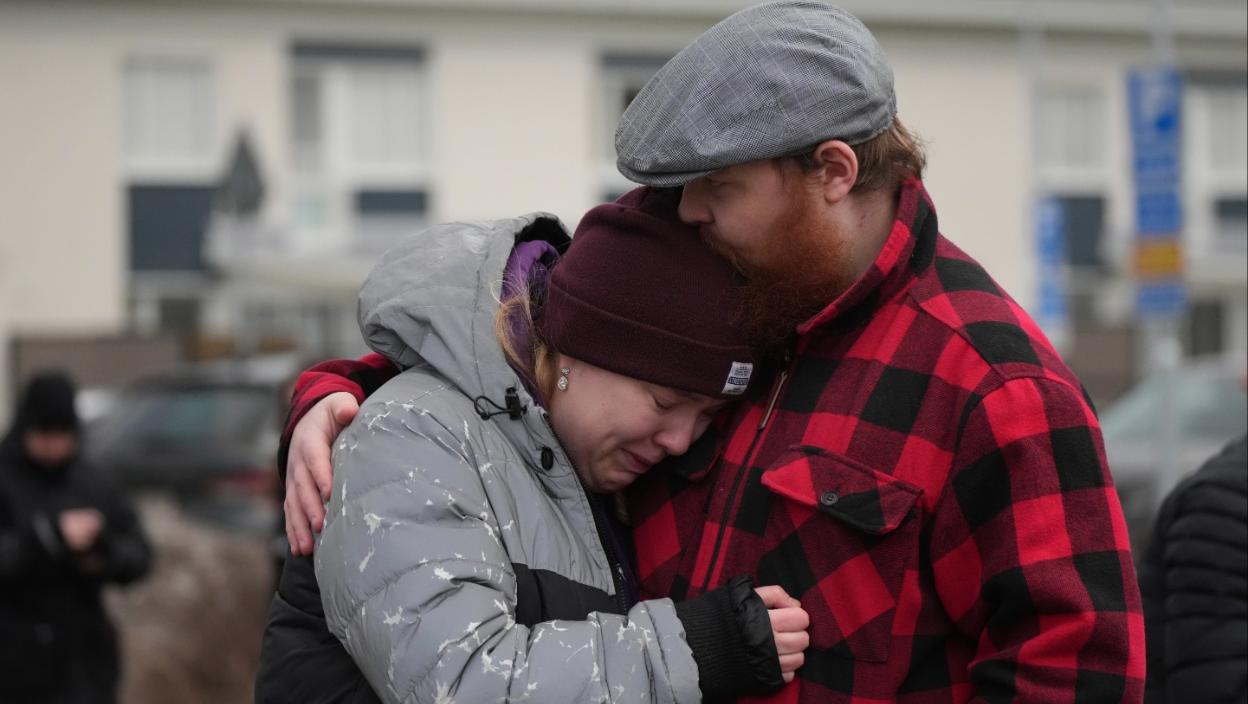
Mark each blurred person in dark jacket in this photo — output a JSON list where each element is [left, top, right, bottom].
[[0, 371, 153, 704], [1140, 433, 1247, 703]]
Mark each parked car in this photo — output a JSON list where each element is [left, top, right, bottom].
[[1100, 359, 1247, 553], [86, 355, 299, 536]]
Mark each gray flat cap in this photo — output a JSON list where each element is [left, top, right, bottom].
[[615, 1, 896, 187]]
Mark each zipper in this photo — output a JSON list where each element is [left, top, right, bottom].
[[699, 344, 794, 593], [757, 368, 791, 432], [542, 412, 630, 614], [589, 494, 632, 614]]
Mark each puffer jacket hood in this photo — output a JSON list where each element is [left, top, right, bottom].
[[357, 212, 569, 464]]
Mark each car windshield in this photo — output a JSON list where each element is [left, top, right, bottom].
[[1100, 369, 1247, 444], [91, 386, 273, 449]]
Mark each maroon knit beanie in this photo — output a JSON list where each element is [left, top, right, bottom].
[[538, 187, 756, 398]]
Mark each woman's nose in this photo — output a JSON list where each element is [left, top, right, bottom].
[[654, 416, 697, 457]]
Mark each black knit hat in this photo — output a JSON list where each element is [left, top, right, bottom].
[[539, 187, 756, 398], [18, 371, 80, 432]]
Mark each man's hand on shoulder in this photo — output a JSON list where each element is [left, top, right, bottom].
[[285, 392, 359, 556]]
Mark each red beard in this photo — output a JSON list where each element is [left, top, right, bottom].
[[734, 193, 855, 356]]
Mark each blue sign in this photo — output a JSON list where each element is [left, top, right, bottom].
[[1034, 197, 1067, 337], [1128, 65, 1186, 318], [1137, 280, 1187, 316], [1134, 190, 1182, 236]]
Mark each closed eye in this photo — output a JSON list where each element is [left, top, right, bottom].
[[651, 394, 675, 412]]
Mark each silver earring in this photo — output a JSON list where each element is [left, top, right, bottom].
[[557, 367, 570, 391]]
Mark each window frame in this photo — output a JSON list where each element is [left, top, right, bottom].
[[121, 54, 219, 183], [288, 42, 432, 243], [597, 52, 673, 200], [1183, 77, 1248, 258]]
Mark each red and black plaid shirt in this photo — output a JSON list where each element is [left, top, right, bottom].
[[628, 179, 1144, 702], [282, 179, 1144, 702]]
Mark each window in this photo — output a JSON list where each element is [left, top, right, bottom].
[[1181, 74, 1246, 364], [1205, 87, 1248, 174], [121, 56, 218, 341], [289, 43, 430, 244], [1033, 82, 1116, 328], [121, 56, 218, 282], [346, 63, 426, 167], [1186, 298, 1225, 357], [1036, 85, 1108, 172], [1035, 85, 1112, 271], [292, 71, 323, 171], [1214, 196, 1248, 250], [1184, 76, 1248, 257], [123, 57, 215, 175], [127, 185, 215, 272], [1054, 195, 1108, 270], [598, 53, 671, 201], [1205, 87, 1248, 251]]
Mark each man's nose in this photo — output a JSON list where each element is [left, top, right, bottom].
[[677, 182, 711, 226]]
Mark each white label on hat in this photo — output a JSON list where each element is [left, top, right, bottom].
[[721, 361, 754, 396]]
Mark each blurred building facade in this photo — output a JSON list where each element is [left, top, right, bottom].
[[0, 0, 1244, 420]]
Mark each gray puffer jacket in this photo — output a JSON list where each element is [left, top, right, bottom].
[[315, 213, 703, 704]]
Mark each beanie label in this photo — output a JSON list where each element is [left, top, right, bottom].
[[721, 361, 755, 396]]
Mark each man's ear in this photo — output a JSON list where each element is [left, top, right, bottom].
[[809, 140, 858, 203]]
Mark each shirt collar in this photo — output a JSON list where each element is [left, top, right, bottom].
[[797, 177, 937, 335]]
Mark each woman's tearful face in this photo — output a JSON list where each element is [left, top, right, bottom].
[[545, 356, 726, 494]]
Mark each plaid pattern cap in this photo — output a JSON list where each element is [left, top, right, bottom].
[[616, 1, 897, 187]]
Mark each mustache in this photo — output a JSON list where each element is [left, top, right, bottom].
[[698, 228, 754, 277]]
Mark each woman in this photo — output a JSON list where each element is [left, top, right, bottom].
[[257, 188, 807, 703]]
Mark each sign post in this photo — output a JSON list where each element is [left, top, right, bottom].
[[1128, 63, 1185, 503], [1129, 65, 1186, 317]]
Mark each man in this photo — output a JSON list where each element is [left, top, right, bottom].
[[280, 3, 1144, 701], [0, 372, 152, 704], [1139, 434, 1247, 703]]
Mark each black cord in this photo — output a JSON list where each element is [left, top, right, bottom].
[[472, 387, 527, 420]]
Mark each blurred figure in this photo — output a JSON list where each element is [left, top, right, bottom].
[[0, 372, 152, 704], [1140, 433, 1248, 703]]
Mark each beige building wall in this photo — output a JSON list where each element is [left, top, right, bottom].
[[433, 38, 596, 222], [0, 28, 125, 333], [885, 28, 1031, 303], [0, 22, 125, 423]]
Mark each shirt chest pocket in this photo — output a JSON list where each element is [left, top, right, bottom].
[[759, 445, 923, 663]]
